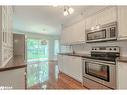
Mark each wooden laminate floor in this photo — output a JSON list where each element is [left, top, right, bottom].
[[27, 61, 86, 89]]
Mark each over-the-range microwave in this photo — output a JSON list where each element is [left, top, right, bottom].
[[86, 22, 117, 43]]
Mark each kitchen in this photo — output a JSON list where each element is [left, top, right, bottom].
[[58, 6, 127, 89], [0, 5, 127, 90]]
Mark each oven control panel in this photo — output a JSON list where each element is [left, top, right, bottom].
[[91, 46, 120, 53]]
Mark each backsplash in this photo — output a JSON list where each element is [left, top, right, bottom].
[[61, 40, 127, 57]]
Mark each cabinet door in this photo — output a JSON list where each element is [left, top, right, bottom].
[[60, 55, 83, 82], [1, 6, 13, 65], [70, 56, 83, 82], [67, 25, 75, 44], [117, 62, 127, 89], [98, 7, 117, 25], [72, 20, 85, 43], [85, 7, 117, 29], [85, 16, 93, 29], [61, 27, 72, 45], [118, 6, 127, 39], [62, 55, 72, 75], [60, 28, 68, 44], [61, 19, 85, 45]]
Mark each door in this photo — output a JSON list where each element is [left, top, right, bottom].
[[27, 39, 48, 63]]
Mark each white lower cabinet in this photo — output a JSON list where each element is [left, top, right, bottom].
[[117, 61, 127, 89], [0, 68, 26, 89], [69, 56, 82, 82], [58, 55, 83, 83], [58, 55, 63, 72]]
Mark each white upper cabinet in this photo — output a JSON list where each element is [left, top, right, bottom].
[[85, 15, 94, 29], [0, 6, 13, 67], [61, 7, 118, 45], [117, 6, 127, 40], [85, 7, 117, 29], [61, 19, 85, 45], [72, 19, 85, 43], [98, 7, 117, 25], [60, 27, 72, 45]]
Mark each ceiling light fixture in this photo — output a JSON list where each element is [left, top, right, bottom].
[[63, 8, 68, 16], [63, 6, 74, 16], [68, 7, 74, 14]]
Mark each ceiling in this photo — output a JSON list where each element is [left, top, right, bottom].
[[13, 6, 106, 35]]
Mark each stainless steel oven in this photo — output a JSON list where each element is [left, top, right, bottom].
[[86, 22, 117, 43], [82, 58, 116, 89]]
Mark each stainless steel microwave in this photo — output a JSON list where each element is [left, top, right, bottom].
[[86, 22, 117, 43]]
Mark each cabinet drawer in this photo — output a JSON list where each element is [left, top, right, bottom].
[[83, 77, 111, 89]]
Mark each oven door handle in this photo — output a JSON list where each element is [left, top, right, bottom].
[[82, 58, 115, 65]]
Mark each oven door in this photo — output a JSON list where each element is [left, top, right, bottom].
[[83, 59, 116, 89], [86, 29, 106, 42]]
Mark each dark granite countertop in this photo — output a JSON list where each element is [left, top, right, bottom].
[[58, 53, 91, 58], [0, 55, 27, 72], [59, 53, 127, 63]]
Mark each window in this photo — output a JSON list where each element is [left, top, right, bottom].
[[27, 39, 48, 62]]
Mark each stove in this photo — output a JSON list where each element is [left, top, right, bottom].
[[82, 46, 120, 89], [87, 46, 120, 62]]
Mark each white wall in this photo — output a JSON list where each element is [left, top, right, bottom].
[[14, 31, 60, 60], [61, 40, 127, 57]]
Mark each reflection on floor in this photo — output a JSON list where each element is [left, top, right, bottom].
[[27, 61, 86, 89]]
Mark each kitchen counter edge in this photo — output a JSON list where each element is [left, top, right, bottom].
[[0, 55, 27, 72], [58, 53, 127, 63]]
